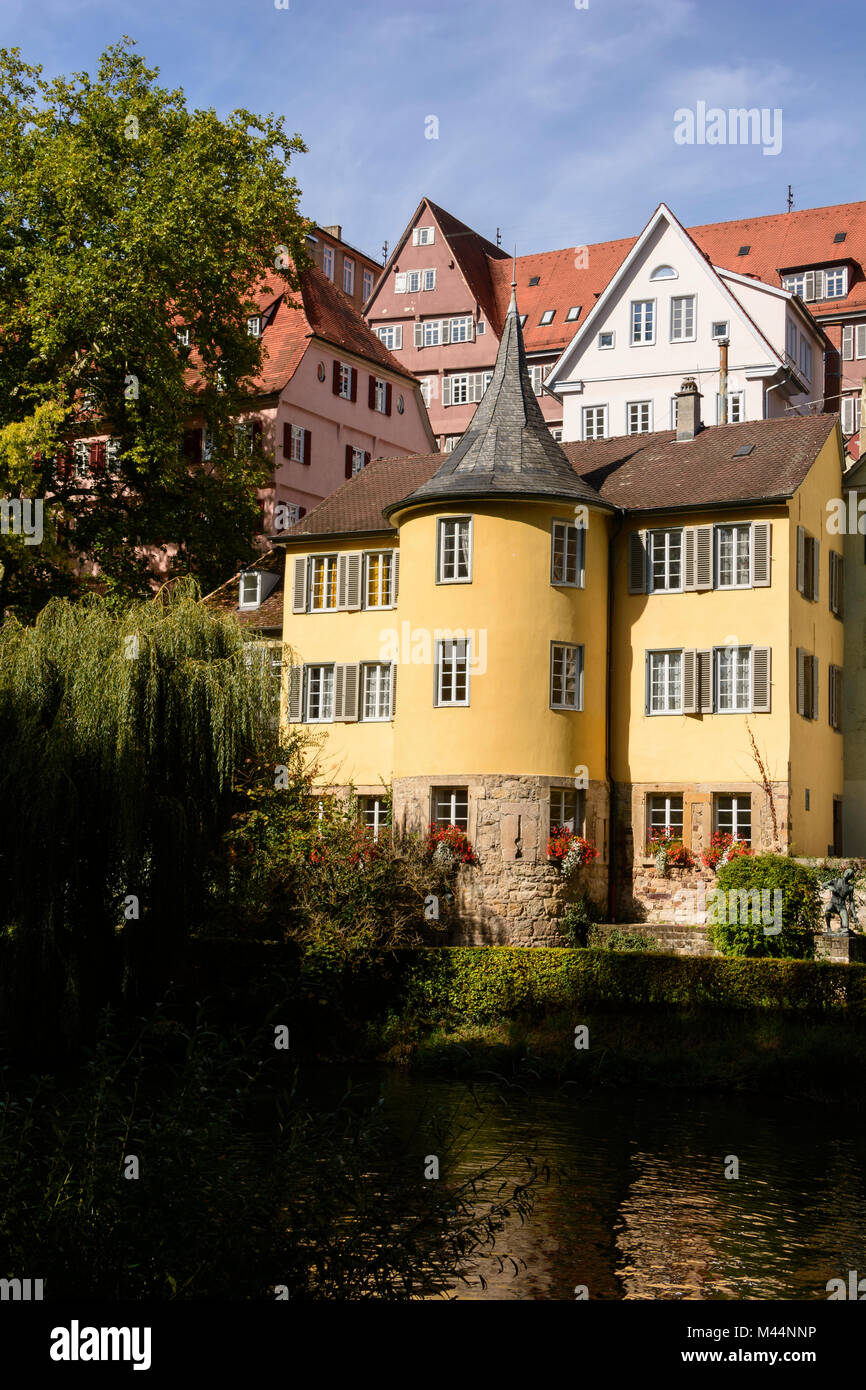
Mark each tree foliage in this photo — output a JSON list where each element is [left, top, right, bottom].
[[0, 37, 310, 614]]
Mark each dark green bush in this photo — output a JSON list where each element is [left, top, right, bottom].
[[586, 926, 658, 952], [559, 896, 603, 948], [709, 855, 819, 959]]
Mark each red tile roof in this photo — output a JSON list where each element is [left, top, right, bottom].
[[203, 548, 284, 630]]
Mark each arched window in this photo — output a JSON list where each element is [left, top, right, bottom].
[[649, 264, 678, 281]]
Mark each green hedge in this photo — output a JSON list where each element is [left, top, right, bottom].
[[396, 946, 866, 1023]]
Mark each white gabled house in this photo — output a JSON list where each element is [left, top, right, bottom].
[[546, 204, 828, 443]]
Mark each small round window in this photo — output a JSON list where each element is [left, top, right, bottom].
[[317, 362, 326, 382], [396, 395, 405, 414]]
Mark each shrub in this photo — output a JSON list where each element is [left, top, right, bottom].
[[423, 823, 478, 866], [586, 926, 658, 952], [559, 896, 603, 948], [709, 854, 819, 959]]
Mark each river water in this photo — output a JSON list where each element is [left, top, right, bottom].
[[314, 1068, 866, 1301]]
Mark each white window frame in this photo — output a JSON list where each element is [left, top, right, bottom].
[[445, 372, 492, 406], [716, 391, 744, 424], [648, 528, 683, 593], [246, 315, 262, 338], [413, 226, 435, 246], [435, 639, 471, 707], [566, 306, 581, 322], [432, 787, 468, 830], [582, 404, 608, 441], [715, 646, 752, 714], [627, 400, 652, 435], [714, 794, 752, 845], [824, 267, 847, 298], [343, 257, 355, 295], [364, 551, 394, 609], [419, 377, 435, 408], [360, 795, 389, 840], [630, 299, 655, 345], [647, 651, 683, 715], [449, 315, 474, 343], [670, 295, 696, 343], [551, 519, 586, 587], [715, 524, 752, 589], [550, 642, 584, 711], [362, 269, 374, 301], [350, 446, 366, 476], [422, 268, 436, 291], [711, 320, 729, 340], [799, 336, 813, 381], [540, 309, 555, 325], [374, 378, 388, 413], [338, 363, 353, 400], [305, 664, 335, 723], [361, 663, 392, 721], [437, 517, 472, 583], [375, 323, 403, 351], [528, 364, 545, 396], [238, 572, 262, 610], [648, 794, 684, 837], [598, 331, 615, 349], [309, 555, 338, 611], [290, 424, 305, 463], [550, 787, 581, 834], [322, 246, 334, 281]]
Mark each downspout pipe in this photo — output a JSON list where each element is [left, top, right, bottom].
[[606, 508, 625, 923]]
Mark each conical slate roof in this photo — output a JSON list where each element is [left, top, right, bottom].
[[386, 285, 609, 515]]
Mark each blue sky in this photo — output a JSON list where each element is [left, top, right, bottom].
[[2, 0, 864, 261]]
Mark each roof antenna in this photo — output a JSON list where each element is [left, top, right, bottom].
[[512, 245, 517, 288], [786, 184, 794, 213]]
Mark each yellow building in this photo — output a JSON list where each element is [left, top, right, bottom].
[[262, 286, 846, 941]]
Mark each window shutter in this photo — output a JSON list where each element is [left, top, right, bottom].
[[811, 656, 819, 720], [695, 526, 713, 589], [628, 530, 647, 593], [395, 273, 407, 293], [468, 318, 476, 341], [804, 271, 817, 302], [392, 548, 400, 599], [577, 525, 587, 587], [857, 325, 866, 358], [350, 368, 358, 403], [364, 451, 371, 468], [442, 376, 451, 407], [812, 538, 820, 601], [842, 397, 855, 434], [441, 319, 451, 345], [697, 649, 713, 713], [303, 429, 312, 465], [292, 556, 308, 613], [414, 323, 424, 348], [368, 375, 377, 409], [390, 662, 397, 718], [835, 550, 843, 615], [287, 666, 303, 722], [393, 325, 403, 350], [345, 444, 354, 479], [385, 383, 392, 416], [834, 666, 843, 730], [842, 325, 854, 360], [345, 553, 362, 611], [796, 526, 805, 592], [751, 521, 771, 586], [796, 648, 805, 716], [412, 228, 420, 246], [342, 664, 359, 722], [332, 360, 341, 394], [283, 422, 292, 460], [751, 647, 771, 712], [683, 527, 696, 590], [682, 649, 697, 713], [336, 553, 348, 608], [333, 664, 345, 720]]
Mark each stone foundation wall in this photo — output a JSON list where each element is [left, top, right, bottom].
[[392, 773, 609, 946], [592, 922, 716, 956]]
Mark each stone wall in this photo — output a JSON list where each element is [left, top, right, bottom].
[[392, 772, 609, 946]]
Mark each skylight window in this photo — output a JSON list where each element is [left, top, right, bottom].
[[732, 444, 755, 457], [528, 276, 540, 286], [834, 232, 847, 244], [540, 310, 555, 325], [738, 245, 750, 256], [566, 306, 581, 321]]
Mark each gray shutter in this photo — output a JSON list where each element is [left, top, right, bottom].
[[695, 525, 713, 590], [392, 548, 400, 601], [843, 325, 854, 360], [345, 553, 362, 611], [835, 667, 843, 731], [393, 325, 403, 350], [292, 555, 308, 613], [336, 553, 348, 610], [342, 664, 359, 722], [578, 524, 586, 587], [683, 527, 696, 591], [697, 649, 713, 713], [796, 526, 805, 593], [682, 649, 697, 713], [804, 271, 817, 302], [857, 325, 866, 358], [811, 656, 819, 720], [441, 319, 451, 345], [441, 376, 451, 407], [390, 662, 397, 718], [751, 521, 771, 586], [414, 322, 424, 348], [796, 648, 805, 716], [333, 663, 345, 720], [812, 539, 820, 601], [287, 665, 303, 722], [628, 530, 647, 593], [751, 647, 771, 713], [829, 666, 837, 730]]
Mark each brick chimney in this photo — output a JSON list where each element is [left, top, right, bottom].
[[675, 377, 704, 442], [322, 224, 342, 241]]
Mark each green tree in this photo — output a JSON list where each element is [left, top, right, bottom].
[[0, 581, 286, 1041], [0, 38, 309, 616]]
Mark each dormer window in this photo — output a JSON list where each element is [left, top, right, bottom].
[[540, 310, 555, 325], [649, 265, 677, 281], [782, 267, 847, 302], [246, 315, 262, 338], [566, 306, 581, 321], [239, 572, 262, 610]]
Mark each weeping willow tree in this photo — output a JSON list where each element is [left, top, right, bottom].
[[0, 578, 283, 1043]]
